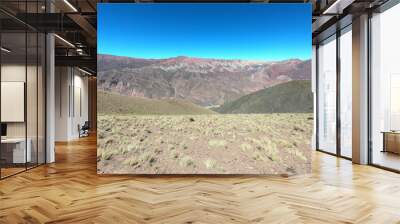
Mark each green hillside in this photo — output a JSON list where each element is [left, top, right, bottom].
[[98, 91, 217, 115], [214, 80, 313, 114]]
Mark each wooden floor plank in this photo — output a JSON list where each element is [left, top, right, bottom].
[[0, 135, 400, 223]]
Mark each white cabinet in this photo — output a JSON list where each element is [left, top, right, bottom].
[[1, 138, 32, 163]]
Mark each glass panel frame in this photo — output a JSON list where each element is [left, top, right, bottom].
[[0, 30, 28, 178], [315, 23, 354, 161], [339, 26, 353, 159], [317, 35, 337, 155], [0, 1, 47, 180], [370, 3, 400, 172]]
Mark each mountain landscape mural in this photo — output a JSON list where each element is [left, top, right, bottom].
[[97, 3, 312, 175]]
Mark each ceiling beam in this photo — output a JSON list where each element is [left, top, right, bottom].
[[55, 55, 96, 72], [66, 15, 96, 47]]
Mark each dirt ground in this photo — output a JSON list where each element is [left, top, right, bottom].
[[97, 114, 313, 175]]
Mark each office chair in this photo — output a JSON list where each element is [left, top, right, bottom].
[[79, 121, 90, 138]]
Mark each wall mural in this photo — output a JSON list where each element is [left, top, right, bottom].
[[97, 3, 313, 175]]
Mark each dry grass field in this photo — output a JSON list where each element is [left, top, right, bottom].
[[97, 113, 313, 175]]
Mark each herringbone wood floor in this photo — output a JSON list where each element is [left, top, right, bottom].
[[1, 135, 400, 224]]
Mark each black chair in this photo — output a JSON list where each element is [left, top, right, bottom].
[[79, 121, 90, 138]]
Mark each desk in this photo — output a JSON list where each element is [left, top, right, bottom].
[[1, 138, 31, 163], [382, 131, 400, 154]]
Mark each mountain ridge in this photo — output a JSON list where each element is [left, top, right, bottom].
[[214, 80, 313, 114], [98, 54, 304, 63], [98, 54, 311, 106], [98, 91, 217, 115]]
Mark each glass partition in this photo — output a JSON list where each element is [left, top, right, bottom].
[[38, 32, 45, 165], [339, 27, 352, 158], [27, 30, 38, 169], [370, 3, 400, 171], [0, 31, 28, 178], [317, 35, 337, 154], [0, 2, 46, 179]]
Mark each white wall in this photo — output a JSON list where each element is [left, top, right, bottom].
[[55, 66, 70, 141], [1, 63, 46, 164], [1, 64, 26, 81], [55, 67, 89, 141], [1, 65, 37, 137], [1, 65, 26, 140], [76, 72, 89, 138]]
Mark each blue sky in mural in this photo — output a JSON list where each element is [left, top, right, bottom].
[[98, 3, 311, 61]]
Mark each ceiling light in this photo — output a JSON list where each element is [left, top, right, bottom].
[[323, 0, 355, 15], [323, 1, 341, 14], [76, 48, 85, 55], [1, 47, 11, 53], [63, 0, 78, 12], [54, 34, 75, 48], [78, 67, 92, 76]]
